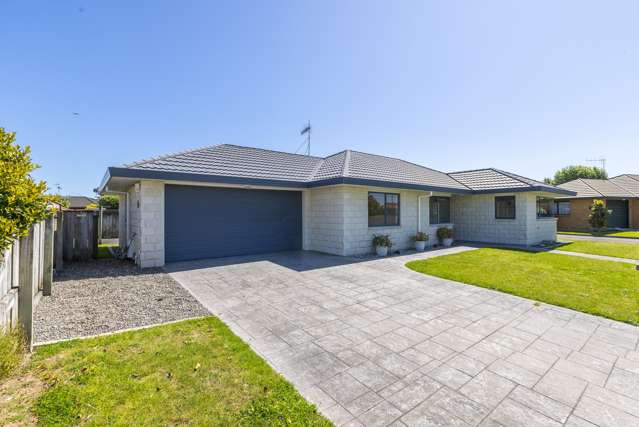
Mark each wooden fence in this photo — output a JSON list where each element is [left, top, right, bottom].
[[100, 209, 119, 239], [0, 213, 58, 349], [63, 210, 98, 261]]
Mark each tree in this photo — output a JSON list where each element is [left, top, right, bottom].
[[0, 128, 57, 252], [588, 199, 610, 230], [97, 195, 119, 209], [545, 165, 607, 185]]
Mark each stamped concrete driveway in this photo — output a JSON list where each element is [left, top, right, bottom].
[[168, 249, 639, 426]]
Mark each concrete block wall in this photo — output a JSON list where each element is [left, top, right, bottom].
[[127, 184, 141, 260], [342, 186, 424, 255], [453, 192, 557, 246], [138, 181, 165, 268], [308, 186, 345, 255]]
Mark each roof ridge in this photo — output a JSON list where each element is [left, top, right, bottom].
[[578, 178, 604, 197], [347, 149, 463, 184], [125, 144, 221, 167], [448, 167, 496, 174], [343, 150, 352, 177], [492, 168, 544, 186], [224, 143, 324, 160]]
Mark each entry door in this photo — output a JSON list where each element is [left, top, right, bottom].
[[607, 200, 629, 228]]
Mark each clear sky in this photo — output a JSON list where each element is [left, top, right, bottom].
[[2, 1, 638, 196]]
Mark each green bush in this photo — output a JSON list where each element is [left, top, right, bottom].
[[0, 327, 26, 380], [588, 199, 610, 230], [372, 234, 392, 247], [0, 128, 57, 252], [413, 232, 429, 242], [97, 195, 119, 209], [436, 227, 453, 240]]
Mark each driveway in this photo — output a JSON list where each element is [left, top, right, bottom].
[[168, 249, 639, 426], [558, 233, 639, 244]]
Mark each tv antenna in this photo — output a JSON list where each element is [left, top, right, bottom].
[[296, 121, 311, 155], [586, 157, 606, 171]]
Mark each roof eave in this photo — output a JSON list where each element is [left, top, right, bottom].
[[308, 177, 472, 193], [471, 186, 577, 196]]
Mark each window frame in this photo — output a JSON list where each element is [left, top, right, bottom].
[[536, 197, 556, 218], [367, 192, 401, 227], [554, 201, 571, 216], [429, 196, 451, 225], [495, 195, 516, 220]]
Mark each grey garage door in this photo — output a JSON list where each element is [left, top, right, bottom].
[[607, 200, 629, 228], [165, 185, 302, 262]]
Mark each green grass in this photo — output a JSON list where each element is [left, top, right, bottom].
[[559, 230, 639, 239], [23, 317, 330, 426], [406, 248, 639, 325], [96, 243, 117, 259], [556, 240, 639, 260], [0, 328, 25, 380]]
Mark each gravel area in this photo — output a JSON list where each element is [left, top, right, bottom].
[[33, 259, 210, 344]]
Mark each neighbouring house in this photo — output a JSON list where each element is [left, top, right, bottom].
[[555, 175, 639, 230], [98, 145, 574, 267], [63, 196, 97, 210]]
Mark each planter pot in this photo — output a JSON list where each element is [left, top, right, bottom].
[[375, 246, 389, 257], [442, 238, 454, 247], [415, 240, 427, 251]]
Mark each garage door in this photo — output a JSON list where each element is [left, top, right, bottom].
[[165, 185, 302, 262], [607, 200, 629, 228]]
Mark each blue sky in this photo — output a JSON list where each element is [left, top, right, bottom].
[[2, 1, 638, 195]]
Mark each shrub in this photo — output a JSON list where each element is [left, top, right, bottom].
[[0, 327, 26, 380], [0, 128, 57, 252], [97, 195, 119, 209], [588, 199, 610, 230], [413, 232, 429, 242], [436, 227, 453, 240], [372, 234, 392, 247]]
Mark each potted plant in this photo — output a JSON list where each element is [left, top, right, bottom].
[[413, 232, 429, 251], [372, 234, 392, 256], [437, 227, 454, 247]]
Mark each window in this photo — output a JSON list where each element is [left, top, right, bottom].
[[536, 197, 555, 218], [495, 196, 516, 219], [368, 192, 400, 226], [429, 197, 451, 224], [555, 201, 571, 216]]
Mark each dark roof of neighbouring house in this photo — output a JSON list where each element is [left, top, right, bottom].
[[101, 144, 574, 195], [63, 196, 97, 209], [557, 175, 639, 198]]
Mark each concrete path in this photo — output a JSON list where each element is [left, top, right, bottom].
[[168, 249, 639, 426], [550, 249, 639, 265], [558, 233, 639, 244]]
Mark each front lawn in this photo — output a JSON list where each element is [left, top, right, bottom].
[[1, 317, 330, 426], [559, 230, 639, 239], [406, 248, 639, 325], [556, 239, 639, 260]]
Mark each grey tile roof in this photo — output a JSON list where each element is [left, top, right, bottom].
[[63, 196, 97, 209], [447, 168, 562, 193], [105, 144, 573, 195], [610, 175, 639, 197], [558, 176, 639, 198]]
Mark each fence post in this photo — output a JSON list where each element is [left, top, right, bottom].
[[54, 211, 64, 271], [42, 216, 55, 296], [18, 228, 34, 350]]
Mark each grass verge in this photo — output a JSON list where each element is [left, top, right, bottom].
[[0, 327, 26, 380], [3, 317, 330, 426], [556, 239, 639, 260], [406, 248, 639, 325], [96, 243, 117, 259], [559, 230, 639, 239]]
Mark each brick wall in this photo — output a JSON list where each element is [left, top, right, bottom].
[[556, 199, 593, 230]]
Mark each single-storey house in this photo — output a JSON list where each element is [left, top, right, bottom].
[[556, 175, 639, 230], [98, 144, 574, 267], [63, 196, 97, 210]]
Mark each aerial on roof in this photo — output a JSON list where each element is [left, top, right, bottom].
[[557, 175, 639, 198], [100, 144, 574, 195]]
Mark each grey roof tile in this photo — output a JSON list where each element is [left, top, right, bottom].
[[108, 144, 572, 195], [448, 168, 560, 193], [558, 177, 639, 198]]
